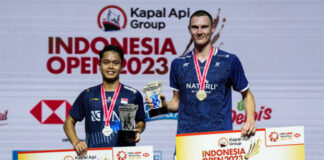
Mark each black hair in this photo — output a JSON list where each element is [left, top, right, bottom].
[[99, 45, 124, 64]]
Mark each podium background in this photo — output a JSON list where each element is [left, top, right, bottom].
[[1, 0, 323, 160]]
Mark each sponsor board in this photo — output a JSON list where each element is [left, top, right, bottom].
[[18, 146, 153, 160], [176, 126, 304, 160]]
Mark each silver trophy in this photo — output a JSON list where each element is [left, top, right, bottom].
[[118, 104, 138, 139], [143, 81, 168, 117]]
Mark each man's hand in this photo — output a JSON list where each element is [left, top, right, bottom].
[[125, 129, 141, 143], [73, 141, 88, 156], [241, 120, 256, 137]]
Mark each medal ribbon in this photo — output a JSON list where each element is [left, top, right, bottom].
[[101, 83, 121, 126], [193, 47, 214, 91]]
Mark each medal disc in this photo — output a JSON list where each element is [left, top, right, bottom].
[[196, 90, 207, 101], [102, 126, 113, 136]]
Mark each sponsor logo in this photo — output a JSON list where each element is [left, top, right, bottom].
[[279, 132, 293, 140], [294, 133, 301, 138], [91, 110, 101, 121], [269, 131, 279, 142], [0, 110, 8, 126], [218, 137, 229, 147], [129, 7, 190, 30], [98, 5, 191, 32], [228, 137, 243, 146], [117, 151, 127, 160], [185, 82, 218, 90], [30, 100, 71, 124], [232, 105, 272, 125], [63, 155, 74, 160], [183, 63, 189, 67], [97, 5, 127, 32], [75, 155, 97, 160], [143, 152, 150, 157]]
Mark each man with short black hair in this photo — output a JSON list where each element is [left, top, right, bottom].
[[64, 45, 146, 156]]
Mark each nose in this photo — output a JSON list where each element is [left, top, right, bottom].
[[197, 27, 203, 34], [108, 62, 114, 68]]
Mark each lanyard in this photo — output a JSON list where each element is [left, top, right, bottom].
[[101, 83, 121, 126], [193, 47, 214, 91]]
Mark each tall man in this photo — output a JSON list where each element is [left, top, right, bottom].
[[64, 45, 146, 156], [146, 10, 256, 136]]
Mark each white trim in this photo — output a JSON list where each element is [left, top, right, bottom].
[[191, 47, 218, 56], [170, 87, 179, 91], [213, 47, 218, 56], [239, 84, 249, 92]]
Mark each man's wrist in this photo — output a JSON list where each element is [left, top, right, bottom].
[[72, 140, 80, 147]]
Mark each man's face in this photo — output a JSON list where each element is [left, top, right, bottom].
[[99, 51, 122, 82], [188, 15, 215, 47]]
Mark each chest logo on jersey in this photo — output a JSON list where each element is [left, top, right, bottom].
[[185, 82, 218, 90], [91, 110, 120, 122], [183, 63, 189, 67], [91, 110, 101, 121]]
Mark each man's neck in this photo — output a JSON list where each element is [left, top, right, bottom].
[[102, 79, 120, 91], [194, 43, 213, 62]]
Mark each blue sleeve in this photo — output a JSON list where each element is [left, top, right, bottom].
[[169, 59, 180, 90], [69, 90, 87, 121], [230, 55, 249, 92], [135, 92, 146, 122]]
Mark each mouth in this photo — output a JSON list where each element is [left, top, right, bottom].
[[106, 71, 115, 75], [195, 35, 205, 40]]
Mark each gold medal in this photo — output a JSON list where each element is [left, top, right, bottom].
[[196, 90, 207, 101]]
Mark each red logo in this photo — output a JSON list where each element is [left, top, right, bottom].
[[143, 153, 150, 157], [0, 110, 8, 126], [294, 133, 301, 138], [117, 151, 127, 160], [30, 100, 71, 124], [269, 131, 279, 142]]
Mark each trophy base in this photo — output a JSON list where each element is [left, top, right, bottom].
[[118, 130, 136, 140], [149, 107, 168, 118]]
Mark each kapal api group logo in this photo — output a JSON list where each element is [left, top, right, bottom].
[[97, 5, 127, 32], [218, 137, 229, 148], [97, 5, 191, 32]]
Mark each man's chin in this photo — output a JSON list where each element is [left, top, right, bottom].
[[193, 40, 209, 46], [103, 76, 119, 83]]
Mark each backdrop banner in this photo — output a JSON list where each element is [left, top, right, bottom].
[[1, 0, 323, 160]]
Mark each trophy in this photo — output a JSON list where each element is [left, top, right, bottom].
[[118, 104, 138, 140], [143, 81, 168, 117]]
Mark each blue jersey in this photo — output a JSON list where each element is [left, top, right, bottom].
[[170, 48, 248, 134], [69, 84, 145, 148]]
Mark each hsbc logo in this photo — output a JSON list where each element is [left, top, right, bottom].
[[30, 100, 71, 124]]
